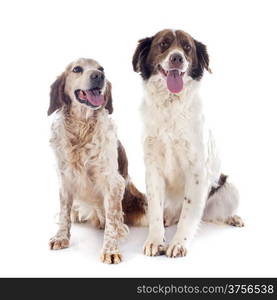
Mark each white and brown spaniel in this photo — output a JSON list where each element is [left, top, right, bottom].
[[48, 58, 146, 264], [132, 29, 244, 258]]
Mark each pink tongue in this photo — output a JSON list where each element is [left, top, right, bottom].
[[85, 90, 105, 106], [166, 70, 183, 94]]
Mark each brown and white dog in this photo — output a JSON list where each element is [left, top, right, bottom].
[[48, 58, 146, 264], [133, 29, 244, 258]]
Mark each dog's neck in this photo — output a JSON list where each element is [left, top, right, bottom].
[[66, 103, 99, 121], [63, 102, 110, 124], [62, 104, 108, 144]]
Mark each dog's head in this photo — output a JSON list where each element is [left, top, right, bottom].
[[132, 29, 211, 94], [48, 58, 113, 115]]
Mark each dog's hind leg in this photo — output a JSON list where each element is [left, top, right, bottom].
[[70, 202, 105, 228], [70, 205, 88, 224], [202, 174, 244, 227]]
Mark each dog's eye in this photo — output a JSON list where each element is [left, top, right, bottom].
[[98, 67, 104, 72], [160, 41, 168, 48], [72, 66, 83, 73], [183, 43, 191, 51]]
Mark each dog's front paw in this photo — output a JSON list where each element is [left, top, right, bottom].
[[101, 252, 122, 264], [49, 235, 70, 250], [143, 237, 167, 256], [226, 215, 244, 227], [166, 240, 187, 258], [101, 240, 122, 264]]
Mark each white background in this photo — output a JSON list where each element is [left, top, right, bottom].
[[0, 0, 277, 277]]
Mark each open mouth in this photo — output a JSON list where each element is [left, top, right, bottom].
[[74, 88, 105, 108], [158, 65, 185, 94]]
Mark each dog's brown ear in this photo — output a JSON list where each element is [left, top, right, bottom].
[[48, 73, 70, 115], [105, 81, 113, 114], [190, 39, 212, 80], [132, 36, 153, 80]]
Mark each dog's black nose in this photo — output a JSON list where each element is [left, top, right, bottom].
[[169, 53, 184, 68], [90, 71, 105, 88]]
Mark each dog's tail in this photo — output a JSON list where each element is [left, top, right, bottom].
[[202, 174, 244, 227], [122, 180, 148, 226]]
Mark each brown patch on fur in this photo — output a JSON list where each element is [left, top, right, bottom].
[[190, 38, 211, 80], [132, 36, 154, 79], [105, 81, 113, 114], [122, 182, 147, 226], [208, 174, 228, 198], [117, 140, 147, 225], [48, 73, 71, 115], [117, 140, 128, 179]]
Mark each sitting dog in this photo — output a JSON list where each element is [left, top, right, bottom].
[[48, 58, 146, 264], [132, 29, 244, 258]]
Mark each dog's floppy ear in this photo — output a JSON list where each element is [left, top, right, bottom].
[[190, 39, 212, 80], [105, 81, 113, 114], [132, 36, 153, 79], [48, 73, 70, 116]]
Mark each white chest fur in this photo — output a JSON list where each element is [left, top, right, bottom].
[[142, 76, 220, 223], [50, 109, 119, 202], [143, 79, 204, 176]]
